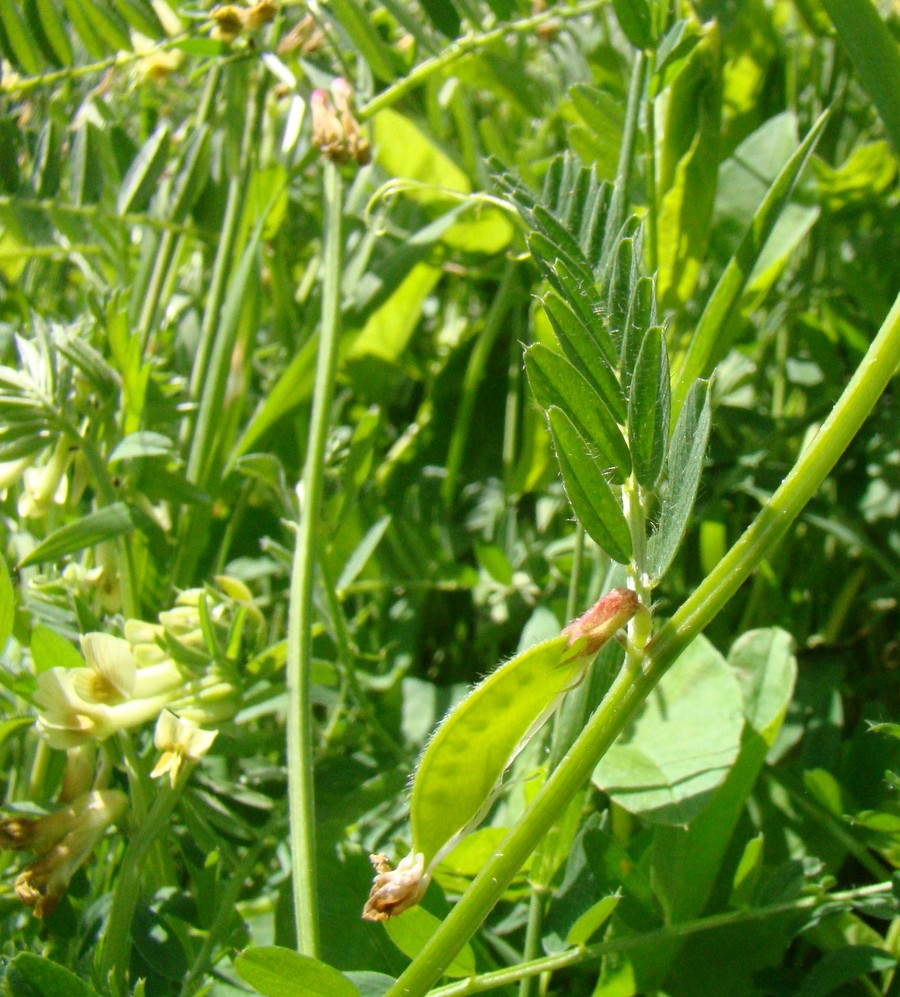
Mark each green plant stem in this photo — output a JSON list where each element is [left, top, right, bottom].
[[178, 834, 270, 997], [358, 1, 604, 119], [644, 55, 659, 273], [384, 292, 900, 996], [173, 71, 268, 588], [285, 160, 344, 958], [71, 430, 138, 620], [442, 261, 519, 507], [427, 881, 894, 996], [100, 770, 191, 995], [819, 0, 900, 150]]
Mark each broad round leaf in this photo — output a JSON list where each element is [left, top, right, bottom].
[[234, 946, 359, 997], [593, 635, 743, 824]]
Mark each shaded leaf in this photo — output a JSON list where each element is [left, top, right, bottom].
[[18, 503, 134, 568], [0, 553, 13, 652], [648, 379, 711, 581], [612, 0, 653, 50], [117, 126, 170, 215], [593, 635, 744, 824], [234, 947, 359, 997], [0, 952, 99, 997]]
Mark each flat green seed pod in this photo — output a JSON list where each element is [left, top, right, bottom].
[[363, 590, 640, 923], [410, 632, 587, 868]]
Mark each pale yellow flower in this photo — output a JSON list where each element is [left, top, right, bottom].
[[150, 709, 218, 787], [34, 633, 186, 749]]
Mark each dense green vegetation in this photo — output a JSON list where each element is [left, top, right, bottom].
[[0, 1, 898, 995]]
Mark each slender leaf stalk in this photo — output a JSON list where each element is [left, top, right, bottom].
[[429, 881, 894, 996], [443, 261, 519, 507], [385, 290, 900, 995], [99, 770, 192, 995], [285, 160, 345, 957], [601, 52, 646, 262], [173, 73, 267, 588], [359, 1, 604, 119]]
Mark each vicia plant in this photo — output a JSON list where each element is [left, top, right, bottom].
[[362, 155, 711, 923]]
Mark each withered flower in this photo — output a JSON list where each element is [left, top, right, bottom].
[[311, 79, 370, 166], [2, 789, 127, 918], [362, 851, 428, 922], [562, 586, 641, 655]]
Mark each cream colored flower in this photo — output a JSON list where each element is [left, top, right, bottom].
[[34, 634, 186, 749], [150, 709, 217, 787], [18, 437, 73, 519]]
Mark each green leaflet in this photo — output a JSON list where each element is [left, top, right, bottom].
[[547, 406, 633, 565], [524, 343, 631, 482]]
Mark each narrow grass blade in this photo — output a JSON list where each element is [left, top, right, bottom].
[[670, 109, 829, 423]]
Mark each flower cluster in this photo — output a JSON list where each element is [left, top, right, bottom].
[[33, 576, 256, 750], [2, 577, 260, 915]]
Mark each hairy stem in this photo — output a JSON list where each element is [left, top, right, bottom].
[[285, 160, 344, 957]]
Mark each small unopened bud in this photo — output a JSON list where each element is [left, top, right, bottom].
[[563, 587, 641, 656], [362, 851, 428, 922]]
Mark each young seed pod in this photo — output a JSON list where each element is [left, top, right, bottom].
[[410, 588, 640, 875]]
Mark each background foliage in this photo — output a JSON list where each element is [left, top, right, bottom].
[[0, 1, 898, 996]]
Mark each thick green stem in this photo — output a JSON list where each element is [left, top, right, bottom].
[[285, 161, 344, 957], [385, 293, 900, 995], [518, 526, 586, 997]]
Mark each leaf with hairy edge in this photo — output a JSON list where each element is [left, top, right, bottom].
[[628, 327, 670, 488], [542, 292, 623, 418], [648, 379, 711, 582], [525, 344, 631, 481], [622, 276, 656, 380], [548, 407, 632, 564]]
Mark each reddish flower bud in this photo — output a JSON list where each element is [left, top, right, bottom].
[[562, 587, 641, 656]]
